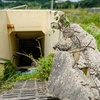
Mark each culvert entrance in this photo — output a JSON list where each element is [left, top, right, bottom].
[[18, 39, 41, 66], [12, 31, 44, 67]]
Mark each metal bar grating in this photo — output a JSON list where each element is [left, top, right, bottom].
[[0, 80, 60, 100]]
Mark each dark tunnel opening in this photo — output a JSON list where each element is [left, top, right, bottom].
[[18, 39, 41, 66]]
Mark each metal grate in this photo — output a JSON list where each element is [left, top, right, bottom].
[[0, 80, 60, 100]]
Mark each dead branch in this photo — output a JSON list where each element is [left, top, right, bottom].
[[36, 36, 44, 57], [70, 39, 94, 54], [16, 52, 38, 67], [71, 39, 94, 68]]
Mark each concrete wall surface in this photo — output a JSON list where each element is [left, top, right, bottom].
[[0, 10, 61, 63]]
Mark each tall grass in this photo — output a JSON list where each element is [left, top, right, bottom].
[[0, 53, 54, 91], [0, 64, 4, 80], [62, 9, 100, 51], [63, 9, 100, 27]]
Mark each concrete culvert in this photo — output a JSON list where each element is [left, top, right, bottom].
[[18, 39, 41, 66], [11, 31, 45, 68], [0, 10, 61, 65]]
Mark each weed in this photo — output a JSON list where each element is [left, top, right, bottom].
[[0, 53, 54, 92], [65, 9, 100, 27], [3, 60, 16, 81], [62, 9, 100, 51], [1, 9, 100, 91], [0, 64, 4, 79], [15, 73, 35, 81], [1, 82, 14, 90], [35, 53, 54, 81], [94, 34, 100, 51]]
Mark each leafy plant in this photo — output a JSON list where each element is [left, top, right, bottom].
[[0, 58, 17, 91], [0, 64, 4, 79], [35, 53, 54, 81], [3, 60, 16, 81], [81, 23, 99, 35], [63, 9, 100, 51], [15, 72, 35, 81], [0, 53, 54, 92], [0, 58, 16, 81], [66, 9, 100, 27], [51, 12, 70, 32], [94, 34, 100, 51], [1, 82, 14, 90]]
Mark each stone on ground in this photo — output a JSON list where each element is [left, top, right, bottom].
[[48, 23, 100, 100]]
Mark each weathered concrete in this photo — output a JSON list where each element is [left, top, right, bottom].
[[48, 23, 100, 100], [48, 52, 99, 100], [0, 10, 61, 62]]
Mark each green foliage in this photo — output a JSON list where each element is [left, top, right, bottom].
[[3, 61, 16, 81], [1, 82, 14, 90], [0, 1, 41, 9], [0, 64, 4, 79], [59, 14, 70, 27], [81, 23, 100, 51], [81, 23, 99, 36], [13, 53, 54, 82], [0, 53, 54, 91], [80, 0, 100, 8], [51, 22, 58, 29], [55, 16, 59, 21], [52, 13, 70, 31], [35, 53, 54, 81], [94, 34, 100, 51], [15, 53, 54, 81], [67, 9, 100, 27], [63, 9, 100, 51], [0, 58, 17, 91], [0, 58, 16, 81], [15, 72, 35, 81]]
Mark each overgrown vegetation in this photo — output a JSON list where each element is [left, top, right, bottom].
[[0, 53, 54, 91], [0, 58, 17, 91], [35, 53, 54, 81], [63, 9, 100, 51], [0, 8, 100, 91], [64, 9, 100, 27], [0, 64, 4, 79], [3, 61, 16, 80]]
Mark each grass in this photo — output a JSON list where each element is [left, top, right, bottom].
[[0, 8, 100, 92], [0, 53, 54, 92], [62, 9, 100, 28], [0, 64, 4, 79], [61, 9, 100, 51]]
